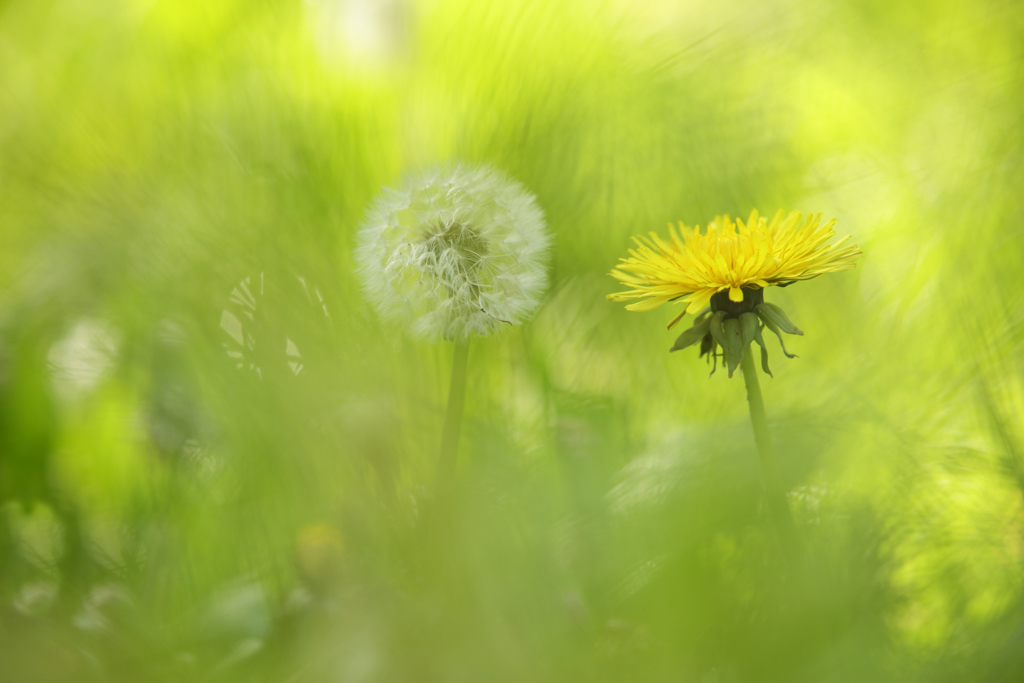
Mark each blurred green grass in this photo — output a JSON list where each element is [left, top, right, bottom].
[[2, 0, 1024, 680]]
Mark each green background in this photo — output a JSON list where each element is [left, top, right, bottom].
[[2, 0, 1024, 680]]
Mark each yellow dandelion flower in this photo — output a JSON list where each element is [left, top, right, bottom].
[[608, 211, 860, 547], [607, 210, 861, 319]]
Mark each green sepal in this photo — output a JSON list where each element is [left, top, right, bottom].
[[721, 317, 744, 378], [666, 309, 686, 330], [670, 316, 711, 353], [750, 319, 773, 377], [738, 311, 772, 377], [709, 311, 726, 348], [700, 334, 718, 376], [738, 312, 759, 349], [758, 314, 798, 359], [756, 302, 804, 336]]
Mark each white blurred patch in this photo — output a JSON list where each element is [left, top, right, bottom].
[[220, 273, 320, 377], [48, 318, 120, 402], [183, 439, 222, 481], [305, 0, 411, 72], [613, 558, 665, 600], [201, 580, 271, 642], [286, 337, 303, 376], [788, 484, 830, 526], [73, 583, 132, 632], [608, 448, 682, 516], [333, 627, 383, 682], [220, 310, 245, 348], [13, 581, 58, 616]]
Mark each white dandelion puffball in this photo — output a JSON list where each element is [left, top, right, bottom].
[[355, 162, 550, 341]]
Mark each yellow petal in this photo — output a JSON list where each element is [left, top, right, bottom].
[[684, 288, 716, 314], [625, 296, 671, 312]]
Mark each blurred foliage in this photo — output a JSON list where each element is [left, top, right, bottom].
[[2, 0, 1024, 681]]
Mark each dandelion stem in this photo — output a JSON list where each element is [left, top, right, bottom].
[[438, 341, 470, 486], [740, 345, 800, 553]]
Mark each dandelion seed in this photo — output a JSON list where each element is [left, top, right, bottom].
[[355, 162, 550, 342]]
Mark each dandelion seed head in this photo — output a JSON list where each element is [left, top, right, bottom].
[[356, 163, 550, 341]]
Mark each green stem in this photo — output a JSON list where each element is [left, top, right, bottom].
[[437, 341, 470, 486], [740, 344, 799, 552]]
